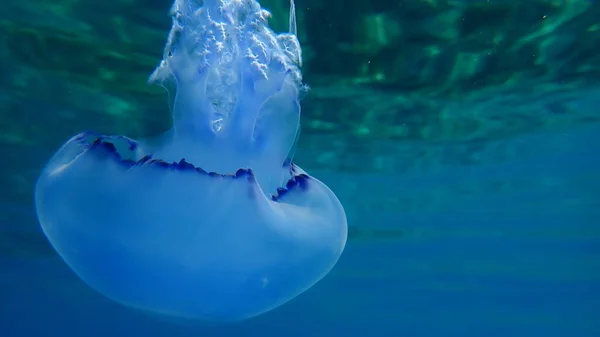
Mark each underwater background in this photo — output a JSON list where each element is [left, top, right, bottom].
[[1, 0, 599, 336]]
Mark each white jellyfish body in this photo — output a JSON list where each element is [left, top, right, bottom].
[[35, 0, 347, 322]]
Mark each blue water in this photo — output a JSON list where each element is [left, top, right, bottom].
[[1, 98, 599, 335]]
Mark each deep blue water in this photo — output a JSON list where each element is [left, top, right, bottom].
[[1, 101, 599, 336]]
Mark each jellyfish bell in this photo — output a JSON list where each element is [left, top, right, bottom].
[[35, 0, 347, 323]]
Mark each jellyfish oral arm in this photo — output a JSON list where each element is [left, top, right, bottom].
[[150, 0, 302, 169]]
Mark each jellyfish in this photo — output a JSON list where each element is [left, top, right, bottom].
[[34, 0, 347, 322]]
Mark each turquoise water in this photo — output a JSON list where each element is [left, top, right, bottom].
[[2, 92, 599, 336]]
